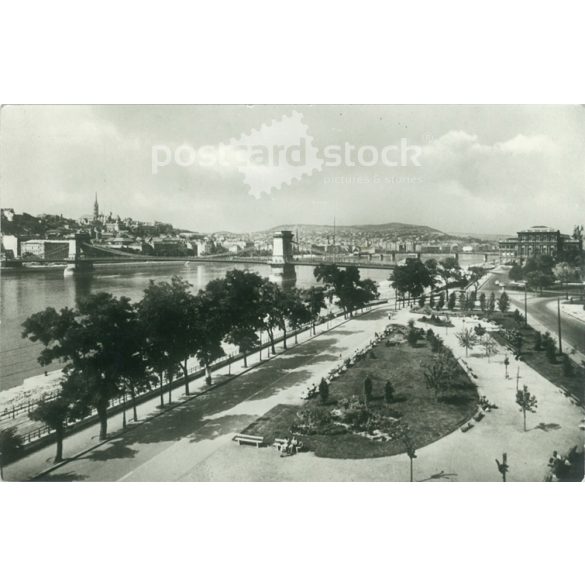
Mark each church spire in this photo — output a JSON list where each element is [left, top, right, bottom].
[[93, 192, 99, 220]]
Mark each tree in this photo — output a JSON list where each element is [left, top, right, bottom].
[[562, 354, 574, 377], [282, 289, 312, 344], [508, 263, 523, 281], [318, 377, 329, 403], [455, 328, 478, 357], [302, 286, 326, 335], [447, 292, 457, 311], [479, 292, 486, 312], [384, 380, 394, 403], [227, 326, 259, 368], [495, 453, 509, 482], [223, 270, 266, 367], [389, 259, 433, 303], [467, 266, 486, 292], [533, 330, 543, 351], [429, 294, 435, 309], [487, 292, 496, 313], [138, 277, 197, 404], [259, 280, 282, 355], [480, 336, 498, 362], [193, 281, 229, 383], [542, 332, 557, 363], [504, 328, 523, 358], [436, 292, 445, 310], [423, 352, 458, 401], [474, 324, 486, 337], [498, 292, 510, 313], [29, 396, 70, 463], [437, 257, 462, 302], [22, 293, 136, 440], [468, 290, 477, 310], [0, 427, 23, 479], [316, 264, 379, 317], [399, 424, 417, 482], [363, 375, 373, 403], [516, 385, 538, 431], [554, 262, 578, 299], [525, 270, 554, 294], [418, 294, 426, 308]]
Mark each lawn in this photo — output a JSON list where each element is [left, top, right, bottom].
[[242, 329, 479, 459], [489, 314, 585, 405]]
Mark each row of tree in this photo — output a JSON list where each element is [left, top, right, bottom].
[[20, 265, 379, 463], [390, 257, 486, 302], [508, 255, 583, 295]]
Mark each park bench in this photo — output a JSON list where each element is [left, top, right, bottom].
[[233, 433, 264, 447]]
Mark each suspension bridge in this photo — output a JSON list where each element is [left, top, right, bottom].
[[6, 231, 500, 278]]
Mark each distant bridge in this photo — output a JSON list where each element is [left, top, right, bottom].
[[9, 235, 501, 273]]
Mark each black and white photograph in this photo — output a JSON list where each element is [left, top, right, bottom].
[[1, 104, 583, 483], [2, 5, 585, 585]]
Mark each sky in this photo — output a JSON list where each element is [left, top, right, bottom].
[[1, 104, 583, 235]]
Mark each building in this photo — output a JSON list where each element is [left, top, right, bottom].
[[1, 234, 20, 258], [499, 226, 583, 261], [21, 239, 70, 260]]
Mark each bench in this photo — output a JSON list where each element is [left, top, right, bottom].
[[233, 433, 264, 447]]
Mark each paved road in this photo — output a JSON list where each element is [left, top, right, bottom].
[[480, 267, 585, 355]]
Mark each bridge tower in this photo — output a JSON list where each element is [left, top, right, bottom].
[[270, 230, 296, 286], [64, 233, 94, 276]]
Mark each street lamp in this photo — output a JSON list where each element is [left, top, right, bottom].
[[557, 297, 563, 354]]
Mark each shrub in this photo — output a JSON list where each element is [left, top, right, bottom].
[[363, 376, 373, 402], [436, 292, 445, 310], [0, 427, 23, 468], [498, 292, 510, 313], [407, 328, 420, 347], [479, 292, 486, 312], [384, 380, 395, 403], [562, 355, 574, 377], [318, 377, 329, 403], [534, 331, 542, 351], [448, 292, 457, 310], [430, 335, 444, 353]]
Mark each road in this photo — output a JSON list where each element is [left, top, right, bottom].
[[480, 266, 585, 355]]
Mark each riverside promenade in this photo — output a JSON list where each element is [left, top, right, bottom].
[[4, 305, 583, 482], [3, 305, 391, 481]]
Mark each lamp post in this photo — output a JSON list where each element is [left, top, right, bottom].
[[524, 285, 528, 325], [557, 297, 563, 354]]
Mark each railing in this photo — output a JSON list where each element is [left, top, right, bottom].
[[0, 389, 60, 422]]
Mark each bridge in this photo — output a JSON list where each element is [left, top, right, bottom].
[[9, 231, 501, 278]]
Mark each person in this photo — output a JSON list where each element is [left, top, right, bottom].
[[291, 436, 299, 455]]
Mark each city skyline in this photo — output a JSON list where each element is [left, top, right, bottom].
[[1, 105, 584, 235]]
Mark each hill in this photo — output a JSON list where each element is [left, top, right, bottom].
[[265, 222, 447, 238]]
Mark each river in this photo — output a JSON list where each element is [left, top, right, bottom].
[[1, 261, 399, 392]]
